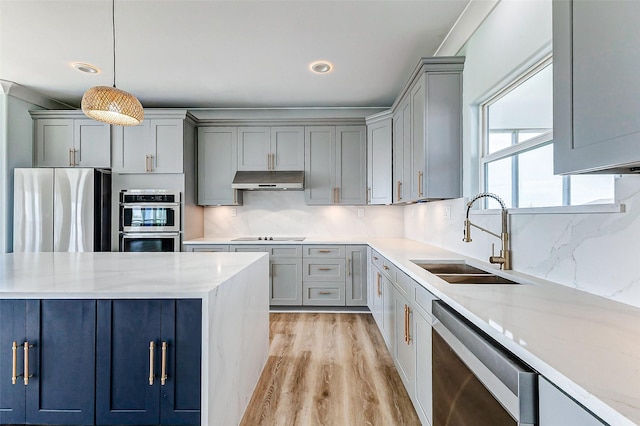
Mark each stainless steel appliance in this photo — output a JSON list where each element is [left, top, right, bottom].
[[432, 301, 537, 426], [231, 171, 304, 190], [119, 189, 181, 252], [13, 168, 111, 252]]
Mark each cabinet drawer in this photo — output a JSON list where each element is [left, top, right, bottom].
[[304, 245, 345, 258], [229, 245, 266, 252], [303, 282, 345, 306], [414, 282, 438, 321], [303, 259, 345, 281], [371, 250, 383, 270], [395, 269, 413, 297], [268, 245, 302, 258], [186, 244, 230, 252]]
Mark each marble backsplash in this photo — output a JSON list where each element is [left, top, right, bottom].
[[404, 175, 640, 309], [203, 191, 405, 238]]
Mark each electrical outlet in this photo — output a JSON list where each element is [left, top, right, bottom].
[[357, 208, 365, 218], [443, 205, 451, 220], [231, 208, 237, 217]]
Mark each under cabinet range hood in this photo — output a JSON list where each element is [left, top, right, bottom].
[[232, 171, 304, 190]]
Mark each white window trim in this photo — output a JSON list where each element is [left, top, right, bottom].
[[470, 203, 624, 216]]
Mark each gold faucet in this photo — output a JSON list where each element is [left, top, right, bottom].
[[463, 192, 511, 270]]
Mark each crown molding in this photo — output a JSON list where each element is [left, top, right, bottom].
[[0, 80, 73, 110]]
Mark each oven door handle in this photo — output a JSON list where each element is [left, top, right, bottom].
[[122, 233, 180, 238], [120, 203, 181, 207], [432, 301, 537, 425]]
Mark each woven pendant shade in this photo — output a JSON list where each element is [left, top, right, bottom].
[[81, 86, 144, 126]]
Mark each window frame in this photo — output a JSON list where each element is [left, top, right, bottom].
[[478, 55, 617, 211]]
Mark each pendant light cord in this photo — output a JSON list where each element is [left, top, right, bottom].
[[112, 0, 116, 88]]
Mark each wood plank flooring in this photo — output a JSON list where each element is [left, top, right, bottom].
[[240, 313, 421, 426]]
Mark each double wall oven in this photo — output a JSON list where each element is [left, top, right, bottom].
[[119, 189, 181, 252]]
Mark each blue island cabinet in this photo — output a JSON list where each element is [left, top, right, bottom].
[[96, 299, 202, 426], [0, 299, 96, 425]]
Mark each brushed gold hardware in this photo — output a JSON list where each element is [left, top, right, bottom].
[[318, 291, 332, 295], [149, 155, 154, 172], [347, 258, 351, 277], [367, 187, 371, 203], [373, 256, 379, 261], [233, 189, 237, 204], [403, 305, 407, 342], [69, 149, 73, 166], [23, 341, 33, 385], [271, 153, 275, 170], [11, 341, 20, 385], [464, 192, 512, 270], [318, 250, 331, 253], [74, 148, 79, 166], [318, 267, 331, 271], [405, 305, 411, 344], [149, 341, 155, 385], [418, 171, 423, 197], [397, 181, 402, 201], [145, 155, 149, 172], [383, 265, 389, 271], [376, 272, 381, 297], [336, 187, 340, 203], [161, 341, 168, 386]]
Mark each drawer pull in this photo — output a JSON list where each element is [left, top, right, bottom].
[[397, 181, 402, 201], [318, 291, 332, 295], [347, 258, 351, 277], [11, 341, 21, 385], [318, 267, 332, 271], [373, 256, 379, 261], [318, 250, 332, 253], [149, 341, 155, 385], [23, 341, 33, 385], [383, 265, 389, 271], [376, 272, 381, 297]]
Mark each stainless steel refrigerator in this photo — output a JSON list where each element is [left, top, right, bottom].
[[13, 168, 111, 252]]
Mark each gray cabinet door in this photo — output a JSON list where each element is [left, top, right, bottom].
[[381, 274, 395, 352], [74, 120, 111, 168], [305, 126, 335, 204], [271, 126, 304, 171], [346, 245, 367, 306], [392, 98, 412, 204], [370, 267, 384, 329], [113, 123, 148, 173], [539, 377, 605, 426], [149, 119, 183, 173], [237, 127, 270, 171], [414, 310, 434, 426], [271, 258, 303, 305], [336, 126, 367, 205], [197, 127, 242, 206], [367, 118, 392, 205], [183, 244, 230, 252], [394, 288, 415, 397], [554, 0, 640, 174], [411, 78, 425, 200], [35, 119, 74, 167]]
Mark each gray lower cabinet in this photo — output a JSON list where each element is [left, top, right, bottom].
[[414, 309, 434, 426], [393, 287, 415, 397], [269, 246, 303, 306], [346, 245, 367, 306], [197, 127, 242, 206], [304, 126, 367, 205], [302, 257, 345, 306], [539, 377, 605, 425], [369, 265, 383, 329], [553, 0, 640, 174]]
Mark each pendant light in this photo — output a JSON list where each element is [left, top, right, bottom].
[[81, 0, 143, 126]]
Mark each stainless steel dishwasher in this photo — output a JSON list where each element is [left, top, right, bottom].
[[432, 301, 538, 426]]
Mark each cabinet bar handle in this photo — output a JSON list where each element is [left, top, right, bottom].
[[161, 341, 168, 386], [11, 341, 20, 384], [405, 305, 411, 344], [145, 155, 149, 172], [318, 291, 332, 295], [404, 305, 408, 343], [74, 148, 79, 166], [336, 187, 340, 203], [69, 149, 73, 167], [149, 341, 155, 385], [418, 171, 423, 197], [376, 272, 381, 297], [318, 267, 332, 271], [318, 250, 331, 253], [149, 155, 154, 172], [347, 258, 351, 277], [383, 265, 389, 271], [367, 187, 371, 204], [266, 153, 270, 170], [271, 153, 275, 170], [397, 181, 402, 201], [23, 341, 32, 385]]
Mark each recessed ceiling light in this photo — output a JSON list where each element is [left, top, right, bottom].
[[310, 61, 333, 74], [72, 62, 100, 74]]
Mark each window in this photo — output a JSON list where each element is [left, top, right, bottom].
[[480, 56, 615, 209]]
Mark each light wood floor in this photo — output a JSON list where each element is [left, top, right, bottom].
[[240, 313, 421, 426]]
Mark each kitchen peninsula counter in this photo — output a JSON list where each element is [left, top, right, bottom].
[[185, 236, 640, 425], [0, 252, 270, 426]]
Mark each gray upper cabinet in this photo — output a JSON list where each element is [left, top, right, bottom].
[[305, 125, 366, 205], [553, 0, 640, 174], [197, 127, 242, 206], [237, 126, 304, 171], [112, 113, 190, 174], [393, 97, 412, 203], [33, 115, 110, 168], [366, 115, 392, 205]]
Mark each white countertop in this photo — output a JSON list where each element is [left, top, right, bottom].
[[0, 252, 267, 298], [183, 237, 370, 245], [184, 236, 640, 425]]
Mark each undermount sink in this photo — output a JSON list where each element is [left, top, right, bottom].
[[411, 261, 522, 285]]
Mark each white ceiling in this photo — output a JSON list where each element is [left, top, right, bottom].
[[0, 0, 480, 109]]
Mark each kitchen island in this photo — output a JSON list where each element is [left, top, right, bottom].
[[0, 252, 270, 426]]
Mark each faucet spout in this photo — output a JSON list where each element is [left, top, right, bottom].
[[463, 192, 511, 270]]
